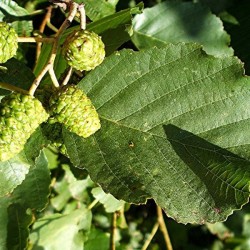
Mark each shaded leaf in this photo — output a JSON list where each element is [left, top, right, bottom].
[[6, 204, 33, 250], [0, 58, 35, 97], [63, 44, 250, 224], [132, 2, 233, 56]]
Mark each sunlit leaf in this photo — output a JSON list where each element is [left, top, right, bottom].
[[63, 44, 250, 224]]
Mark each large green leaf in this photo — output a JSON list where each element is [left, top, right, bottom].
[[131, 2, 233, 57], [63, 44, 250, 224]]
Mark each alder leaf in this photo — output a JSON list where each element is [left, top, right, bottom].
[[0, 151, 50, 250], [29, 207, 92, 249], [75, 0, 119, 21], [63, 43, 250, 224], [0, 0, 33, 36], [132, 2, 233, 57]]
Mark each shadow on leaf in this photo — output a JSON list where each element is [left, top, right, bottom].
[[163, 124, 250, 211]]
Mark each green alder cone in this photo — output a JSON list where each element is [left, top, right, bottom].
[[0, 92, 49, 161], [62, 29, 105, 71], [0, 22, 18, 63], [49, 85, 101, 138]]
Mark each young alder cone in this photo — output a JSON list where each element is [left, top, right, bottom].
[[0, 22, 18, 63], [0, 93, 49, 161], [49, 85, 101, 138], [62, 30, 105, 71]]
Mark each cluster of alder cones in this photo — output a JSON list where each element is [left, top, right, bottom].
[[0, 21, 105, 162]]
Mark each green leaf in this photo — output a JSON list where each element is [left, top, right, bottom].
[[75, 0, 119, 21], [0, 58, 35, 96], [0, 0, 33, 36], [63, 44, 250, 224], [29, 207, 92, 249], [92, 187, 125, 213], [0, 154, 30, 197], [6, 204, 33, 250], [85, 228, 109, 250], [131, 2, 233, 57], [0, 151, 50, 250], [0, 126, 49, 197], [11, 150, 51, 211]]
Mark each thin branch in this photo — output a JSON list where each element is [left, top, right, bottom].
[[47, 21, 59, 33], [0, 82, 29, 95], [110, 212, 117, 250], [87, 199, 98, 210], [141, 222, 159, 250], [78, 4, 86, 30], [49, 67, 60, 87], [29, 1, 78, 96], [157, 206, 173, 250], [35, 6, 54, 64], [17, 37, 55, 43], [61, 67, 73, 86]]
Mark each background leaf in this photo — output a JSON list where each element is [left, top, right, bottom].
[[0, 58, 35, 97], [0, 151, 50, 250], [75, 0, 119, 21], [0, 0, 33, 36], [63, 44, 250, 224], [29, 207, 92, 250], [131, 1, 233, 57], [92, 187, 125, 213], [6, 204, 33, 250], [0, 154, 30, 197]]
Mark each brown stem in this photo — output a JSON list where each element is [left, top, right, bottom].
[[17, 37, 55, 43], [110, 212, 117, 250], [35, 6, 54, 64], [78, 4, 86, 30], [28, 1, 78, 96], [157, 206, 173, 250], [0, 82, 29, 95], [61, 67, 73, 86], [141, 222, 159, 250]]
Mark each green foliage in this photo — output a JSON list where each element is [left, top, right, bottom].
[[0, 0, 250, 249], [131, 1, 233, 56]]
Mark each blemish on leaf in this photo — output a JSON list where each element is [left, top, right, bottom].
[[213, 207, 221, 214]]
